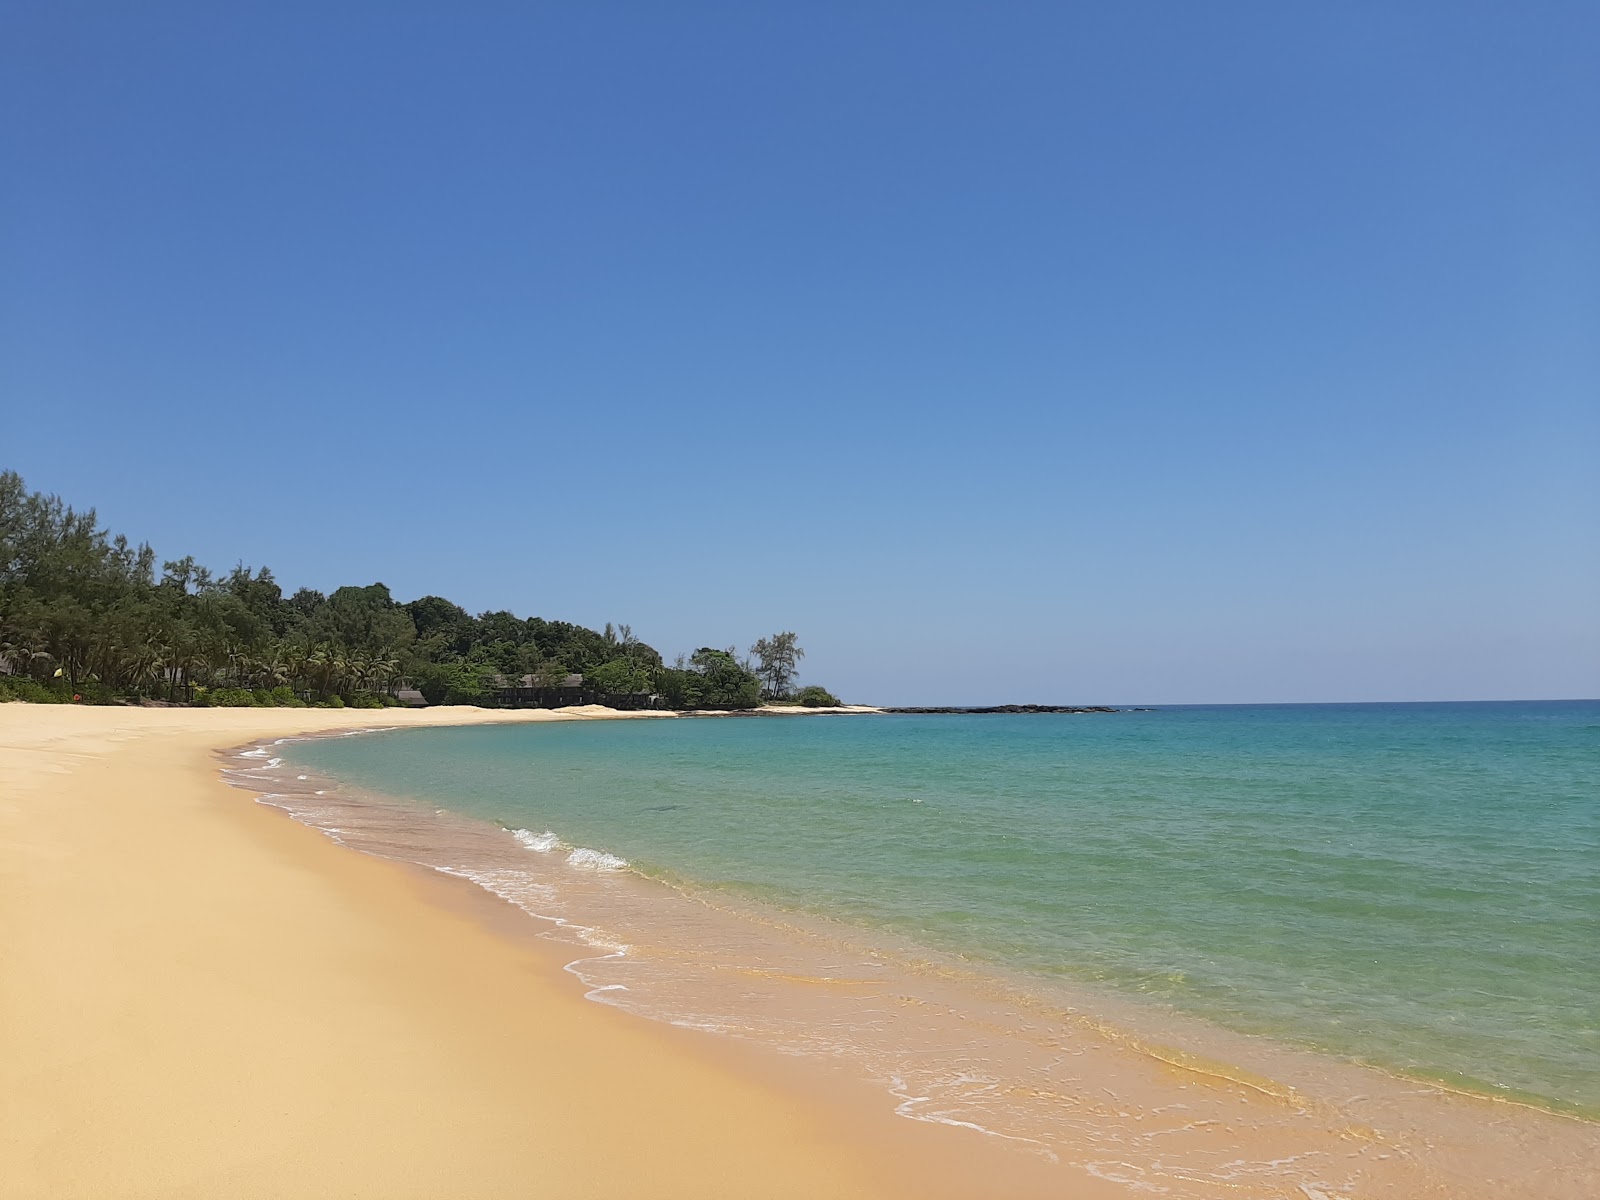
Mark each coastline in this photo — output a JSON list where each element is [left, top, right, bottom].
[[240, 711, 1600, 1198], [5, 704, 1595, 1198], [0, 703, 1073, 1200]]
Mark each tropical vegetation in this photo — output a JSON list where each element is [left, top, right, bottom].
[[748, 631, 804, 700], [0, 471, 836, 710], [793, 685, 842, 707]]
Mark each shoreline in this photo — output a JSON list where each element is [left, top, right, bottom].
[[0, 703, 1078, 1200], [5, 704, 1596, 1197], [233, 714, 1599, 1197]]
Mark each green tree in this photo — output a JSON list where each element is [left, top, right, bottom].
[[590, 657, 649, 695], [682, 647, 763, 709], [749, 631, 804, 700], [794, 685, 841, 707], [0, 470, 717, 711]]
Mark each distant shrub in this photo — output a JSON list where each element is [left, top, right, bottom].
[[795, 685, 840, 708], [0, 676, 69, 703], [74, 680, 122, 705], [266, 685, 305, 707], [202, 687, 260, 707], [317, 695, 346, 709], [347, 692, 386, 709]]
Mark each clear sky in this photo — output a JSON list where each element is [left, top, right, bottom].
[[3, 2, 1596, 704]]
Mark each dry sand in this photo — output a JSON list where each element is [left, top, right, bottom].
[[0, 703, 1079, 1200]]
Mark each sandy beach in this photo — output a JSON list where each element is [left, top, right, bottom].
[[0, 703, 1077, 1200], [6, 703, 1595, 1199]]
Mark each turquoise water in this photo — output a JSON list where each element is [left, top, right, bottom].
[[289, 701, 1599, 1114]]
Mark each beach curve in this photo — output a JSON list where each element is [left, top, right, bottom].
[[0, 703, 1074, 1200]]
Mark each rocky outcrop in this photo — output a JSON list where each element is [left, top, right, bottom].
[[880, 704, 1124, 714]]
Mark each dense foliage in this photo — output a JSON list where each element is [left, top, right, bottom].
[[655, 649, 765, 711], [794, 685, 841, 707], [0, 471, 793, 709]]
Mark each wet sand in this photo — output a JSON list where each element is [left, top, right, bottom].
[[231, 721, 1600, 1199], [0, 704, 1079, 1199], [3, 704, 1594, 1198]]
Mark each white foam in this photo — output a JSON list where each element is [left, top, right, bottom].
[[886, 1074, 1060, 1163], [566, 847, 628, 870], [513, 828, 561, 853], [426, 864, 636, 1009], [1081, 1161, 1167, 1192], [433, 864, 558, 910]]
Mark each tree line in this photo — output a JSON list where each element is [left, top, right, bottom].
[[0, 471, 838, 710]]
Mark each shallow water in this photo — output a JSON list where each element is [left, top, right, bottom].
[[234, 701, 1600, 1196]]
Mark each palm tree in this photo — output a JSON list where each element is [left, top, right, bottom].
[[345, 651, 371, 696], [283, 641, 311, 695], [161, 638, 205, 702], [1, 633, 54, 681], [201, 636, 237, 690], [306, 643, 346, 699], [259, 650, 292, 691], [122, 642, 163, 697], [368, 650, 402, 696]]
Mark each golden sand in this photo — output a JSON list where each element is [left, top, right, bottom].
[[7, 704, 1591, 1199], [0, 704, 1080, 1200]]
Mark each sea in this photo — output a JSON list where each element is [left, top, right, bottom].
[[231, 701, 1600, 1197]]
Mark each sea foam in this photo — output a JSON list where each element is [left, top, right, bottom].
[[513, 828, 560, 852], [566, 847, 629, 870], [511, 827, 626, 869]]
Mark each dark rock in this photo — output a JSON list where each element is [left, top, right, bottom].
[[880, 704, 1122, 714]]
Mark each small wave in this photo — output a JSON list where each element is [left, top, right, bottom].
[[513, 828, 561, 853], [508, 827, 626, 869], [432, 864, 559, 910], [567, 847, 629, 870], [887, 1074, 1059, 1163]]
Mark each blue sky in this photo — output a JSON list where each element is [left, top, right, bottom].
[[3, 2, 1596, 704]]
